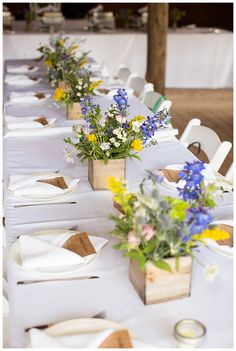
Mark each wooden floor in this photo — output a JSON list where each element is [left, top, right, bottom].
[[165, 88, 233, 175]]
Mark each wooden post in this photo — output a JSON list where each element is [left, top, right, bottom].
[[146, 4, 169, 96]]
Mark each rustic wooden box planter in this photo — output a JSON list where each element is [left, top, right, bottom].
[[129, 256, 192, 305], [88, 159, 126, 190], [58, 80, 70, 92], [66, 102, 82, 120]]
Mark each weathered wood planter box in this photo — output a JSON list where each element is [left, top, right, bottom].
[[66, 102, 82, 120], [88, 159, 125, 190], [129, 256, 192, 305]]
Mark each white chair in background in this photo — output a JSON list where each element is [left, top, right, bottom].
[[125, 73, 146, 98], [139, 83, 154, 101], [225, 163, 233, 181], [157, 99, 172, 113], [114, 64, 131, 84], [180, 118, 232, 172], [140, 91, 165, 113]]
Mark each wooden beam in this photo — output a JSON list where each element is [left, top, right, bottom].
[[146, 4, 169, 96]]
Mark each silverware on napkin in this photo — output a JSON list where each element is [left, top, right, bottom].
[[14, 201, 77, 208], [24, 310, 106, 332], [17, 276, 99, 285]]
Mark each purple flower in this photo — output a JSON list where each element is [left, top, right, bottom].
[[178, 161, 206, 202], [113, 88, 129, 113]]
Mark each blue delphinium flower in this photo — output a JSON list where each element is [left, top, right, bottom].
[[140, 110, 171, 144], [113, 89, 129, 113], [186, 206, 213, 236], [178, 161, 206, 202], [80, 96, 97, 116]]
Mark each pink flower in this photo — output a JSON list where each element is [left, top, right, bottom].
[[141, 224, 155, 241], [128, 231, 140, 246], [116, 115, 127, 124]]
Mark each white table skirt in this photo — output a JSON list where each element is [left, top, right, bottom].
[[3, 28, 233, 88], [3, 59, 233, 348]]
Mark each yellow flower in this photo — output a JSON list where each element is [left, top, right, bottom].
[[132, 115, 146, 123], [87, 134, 97, 142], [90, 80, 103, 90], [131, 139, 142, 152], [79, 57, 87, 68], [107, 177, 126, 194], [44, 58, 53, 68], [193, 227, 230, 241], [53, 87, 65, 102], [57, 39, 65, 46]]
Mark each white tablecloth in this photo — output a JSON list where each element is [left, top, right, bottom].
[[3, 59, 233, 348], [3, 27, 233, 88]]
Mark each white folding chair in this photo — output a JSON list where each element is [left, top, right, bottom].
[[225, 163, 233, 181], [125, 73, 146, 98], [180, 118, 232, 172], [140, 91, 165, 113], [157, 99, 172, 113], [139, 83, 154, 101], [114, 64, 131, 84]]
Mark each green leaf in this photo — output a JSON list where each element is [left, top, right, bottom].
[[154, 260, 172, 273]]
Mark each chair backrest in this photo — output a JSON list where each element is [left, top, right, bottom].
[[225, 163, 233, 181], [125, 74, 146, 97], [180, 118, 232, 171], [139, 83, 154, 100], [157, 99, 172, 113], [140, 91, 164, 112], [115, 65, 131, 84]]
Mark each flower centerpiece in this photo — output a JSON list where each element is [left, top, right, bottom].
[[53, 74, 102, 120], [37, 34, 87, 87], [107, 161, 229, 304], [64, 89, 171, 189]]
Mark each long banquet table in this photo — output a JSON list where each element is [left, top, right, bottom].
[[3, 59, 233, 348], [3, 25, 233, 88]]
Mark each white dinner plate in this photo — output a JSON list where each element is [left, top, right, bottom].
[[9, 173, 79, 201], [205, 220, 233, 258], [10, 230, 100, 274]]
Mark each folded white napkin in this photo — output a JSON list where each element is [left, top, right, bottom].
[[19, 232, 108, 269], [7, 65, 39, 74], [9, 91, 51, 104], [5, 75, 42, 86], [29, 327, 114, 348], [152, 128, 179, 142], [5, 116, 56, 130], [8, 173, 79, 197], [162, 163, 217, 189], [28, 326, 155, 348]]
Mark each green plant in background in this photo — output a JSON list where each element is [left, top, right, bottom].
[[169, 7, 186, 30]]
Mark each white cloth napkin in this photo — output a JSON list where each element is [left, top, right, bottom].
[[28, 327, 155, 348], [28, 327, 114, 348], [5, 116, 56, 130], [152, 128, 179, 142], [19, 232, 108, 269], [6, 65, 39, 74], [5, 75, 42, 86], [8, 173, 79, 197], [8, 91, 51, 104]]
